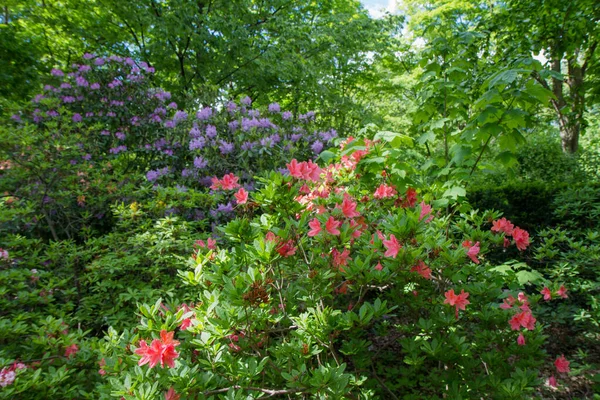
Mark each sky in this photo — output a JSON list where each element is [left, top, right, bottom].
[[360, 0, 398, 18]]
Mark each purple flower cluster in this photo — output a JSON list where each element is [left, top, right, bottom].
[[146, 167, 170, 182]]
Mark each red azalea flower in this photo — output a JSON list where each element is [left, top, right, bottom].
[[554, 355, 570, 373]]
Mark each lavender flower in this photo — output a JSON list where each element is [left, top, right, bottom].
[[219, 140, 234, 155], [189, 137, 206, 151], [173, 110, 188, 122], [311, 140, 324, 154], [193, 156, 208, 169], [189, 126, 202, 138], [206, 125, 217, 138], [268, 103, 281, 113], [196, 107, 212, 120]]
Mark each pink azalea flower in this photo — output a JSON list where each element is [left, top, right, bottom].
[[411, 260, 432, 280], [165, 387, 181, 400], [373, 184, 397, 199], [234, 188, 248, 204], [491, 217, 515, 235], [554, 355, 570, 373], [517, 332, 526, 346], [541, 287, 552, 301], [325, 216, 341, 235], [557, 285, 568, 299], [418, 201, 433, 222], [444, 289, 470, 319], [509, 310, 536, 331], [374, 261, 383, 271], [308, 218, 322, 237], [339, 196, 360, 218], [382, 234, 402, 258], [547, 375, 558, 388], [462, 240, 480, 264], [64, 344, 79, 358], [512, 227, 530, 251]]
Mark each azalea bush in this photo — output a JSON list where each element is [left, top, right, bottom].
[[96, 140, 571, 399]]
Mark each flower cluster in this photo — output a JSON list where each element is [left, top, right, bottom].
[[491, 217, 530, 251], [0, 362, 26, 387], [135, 330, 180, 369]]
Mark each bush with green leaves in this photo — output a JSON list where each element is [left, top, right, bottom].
[[95, 141, 570, 399]]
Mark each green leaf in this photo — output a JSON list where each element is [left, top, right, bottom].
[[374, 131, 414, 148]]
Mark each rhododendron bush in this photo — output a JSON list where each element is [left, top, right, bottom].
[[1, 55, 333, 240], [94, 143, 569, 399]]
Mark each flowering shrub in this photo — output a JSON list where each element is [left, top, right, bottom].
[[2, 55, 336, 240], [97, 142, 567, 399]]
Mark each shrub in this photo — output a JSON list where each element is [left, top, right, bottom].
[[96, 142, 566, 399]]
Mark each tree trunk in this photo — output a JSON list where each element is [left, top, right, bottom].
[[549, 56, 584, 153]]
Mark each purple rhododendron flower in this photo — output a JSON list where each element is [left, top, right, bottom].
[[101, 130, 110, 136], [248, 109, 260, 118], [94, 58, 105, 66], [109, 145, 127, 154], [194, 156, 208, 169], [115, 131, 126, 140], [196, 107, 212, 120], [268, 103, 281, 113], [241, 96, 252, 106], [206, 125, 217, 138], [282, 111, 293, 120], [241, 141, 255, 151], [174, 110, 188, 122], [51, 68, 64, 77], [189, 126, 202, 138], [229, 120, 239, 131], [83, 53, 95, 59], [216, 202, 234, 213], [60, 82, 72, 89], [72, 113, 83, 123], [227, 101, 237, 112], [167, 102, 178, 109], [82, 154, 92, 161], [47, 110, 59, 117], [90, 83, 100, 90], [311, 140, 324, 154], [189, 137, 206, 151], [164, 120, 176, 128], [219, 141, 234, 154], [10, 114, 21, 122], [79, 65, 92, 73], [146, 170, 160, 181]]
